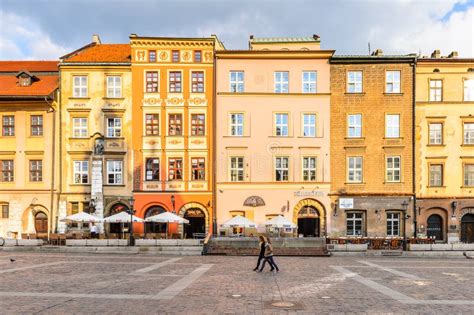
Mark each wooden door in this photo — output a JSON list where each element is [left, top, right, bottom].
[[35, 212, 48, 233]]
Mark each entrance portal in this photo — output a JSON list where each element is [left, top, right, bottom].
[[427, 214, 443, 241], [34, 212, 48, 233], [108, 203, 129, 234], [461, 213, 474, 243], [184, 208, 205, 239], [144, 206, 166, 234], [297, 206, 320, 237]]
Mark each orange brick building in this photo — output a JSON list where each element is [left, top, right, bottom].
[[130, 35, 223, 237]]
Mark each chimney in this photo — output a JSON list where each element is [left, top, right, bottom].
[[431, 50, 441, 58], [313, 34, 320, 40], [92, 34, 101, 45], [371, 49, 383, 56], [448, 51, 458, 58]]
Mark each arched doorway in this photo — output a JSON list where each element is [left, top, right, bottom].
[[34, 212, 48, 233], [427, 214, 443, 241], [297, 206, 320, 237], [184, 208, 205, 239], [108, 203, 129, 234], [144, 206, 166, 235], [461, 214, 474, 243]]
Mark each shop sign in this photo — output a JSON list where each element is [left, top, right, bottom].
[[339, 198, 354, 209], [294, 190, 326, 197]]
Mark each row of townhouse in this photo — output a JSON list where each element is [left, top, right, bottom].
[[0, 34, 473, 243]]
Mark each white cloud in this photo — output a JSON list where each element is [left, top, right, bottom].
[[0, 11, 70, 60]]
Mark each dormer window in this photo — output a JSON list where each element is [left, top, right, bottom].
[[16, 71, 36, 87], [19, 75, 31, 87]]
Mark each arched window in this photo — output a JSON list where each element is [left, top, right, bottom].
[[145, 206, 166, 234]]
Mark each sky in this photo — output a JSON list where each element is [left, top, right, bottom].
[[0, 0, 473, 60]]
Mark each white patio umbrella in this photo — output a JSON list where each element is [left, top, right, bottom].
[[103, 211, 144, 239], [265, 215, 296, 237], [222, 215, 257, 237], [60, 212, 103, 223], [145, 211, 189, 239]]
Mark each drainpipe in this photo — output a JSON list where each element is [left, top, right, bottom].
[[57, 67, 63, 233], [44, 93, 56, 239], [412, 57, 417, 238], [212, 42, 217, 236]]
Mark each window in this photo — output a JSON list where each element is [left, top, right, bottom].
[[347, 114, 362, 138], [191, 71, 204, 93], [429, 123, 443, 145], [275, 113, 289, 136], [429, 164, 443, 187], [172, 50, 180, 62], [169, 71, 182, 93], [191, 114, 205, 136], [2, 116, 14, 136], [230, 113, 244, 136], [30, 115, 43, 136], [274, 71, 289, 93], [1, 204, 8, 219], [302, 157, 317, 181], [168, 158, 183, 180], [146, 72, 159, 93], [464, 123, 474, 144], [0, 160, 14, 182], [348, 157, 362, 183], [230, 157, 244, 182], [385, 71, 401, 93], [145, 158, 160, 181], [149, 50, 156, 62], [347, 71, 362, 93], [465, 164, 474, 187], [29, 160, 42, 182], [387, 213, 400, 236], [168, 114, 182, 136], [302, 114, 316, 137], [302, 71, 317, 93], [71, 202, 79, 215], [465, 79, 474, 101], [106, 117, 122, 138], [145, 114, 159, 136], [230, 71, 244, 93], [429, 79, 442, 101], [385, 114, 400, 138], [106, 160, 123, 185], [347, 212, 363, 236], [107, 76, 122, 98], [191, 158, 205, 180], [73, 161, 89, 184], [194, 50, 202, 63], [72, 118, 88, 138], [275, 157, 289, 181], [73, 76, 87, 97], [386, 156, 401, 182]]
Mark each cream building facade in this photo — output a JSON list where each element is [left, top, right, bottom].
[[215, 36, 334, 236]]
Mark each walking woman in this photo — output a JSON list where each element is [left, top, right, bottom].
[[259, 237, 280, 272], [253, 235, 266, 271]]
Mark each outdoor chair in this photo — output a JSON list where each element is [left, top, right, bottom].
[[49, 233, 59, 245], [66, 233, 74, 239], [74, 233, 82, 239], [82, 232, 91, 239], [59, 234, 66, 245], [99, 233, 105, 239], [108, 233, 118, 239], [21, 233, 29, 240], [29, 234, 37, 239]]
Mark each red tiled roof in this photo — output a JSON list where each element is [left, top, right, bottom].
[[65, 44, 131, 63], [0, 61, 58, 72]]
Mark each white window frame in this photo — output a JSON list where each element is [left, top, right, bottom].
[[429, 164, 443, 187], [429, 123, 443, 145], [107, 76, 122, 98], [465, 164, 474, 187], [302, 114, 316, 137], [385, 71, 401, 93], [347, 156, 363, 183], [386, 156, 401, 182], [347, 71, 362, 93], [385, 114, 400, 138], [464, 123, 474, 144], [429, 79, 442, 102], [73, 160, 89, 184], [465, 79, 474, 101], [145, 158, 160, 181], [73, 76, 88, 98], [387, 212, 400, 236], [302, 157, 317, 181], [229, 157, 244, 182], [346, 212, 363, 236], [229, 71, 244, 93], [106, 117, 122, 138], [72, 118, 88, 138], [275, 113, 289, 136], [230, 113, 244, 136], [275, 157, 289, 182], [302, 71, 317, 93], [274, 71, 289, 93], [106, 160, 123, 185], [347, 114, 362, 138]]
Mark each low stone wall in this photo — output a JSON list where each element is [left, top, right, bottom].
[[327, 244, 368, 252], [409, 243, 474, 251], [1, 239, 43, 246]]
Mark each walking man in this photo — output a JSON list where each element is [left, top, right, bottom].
[[253, 235, 266, 271]]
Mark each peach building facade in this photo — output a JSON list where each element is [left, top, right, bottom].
[[216, 36, 334, 236]]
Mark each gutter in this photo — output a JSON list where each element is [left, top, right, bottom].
[[212, 41, 218, 236], [58, 69, 63, 233]]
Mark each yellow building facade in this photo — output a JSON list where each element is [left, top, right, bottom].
[[416, 51, 474, 243]]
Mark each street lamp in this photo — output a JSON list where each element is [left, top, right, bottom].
[[128, 197, 135, 246], [171, 195, 175, 213], [401, 200, 410, 251]]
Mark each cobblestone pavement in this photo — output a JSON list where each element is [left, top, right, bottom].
[[0, 252, 473, 314]]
